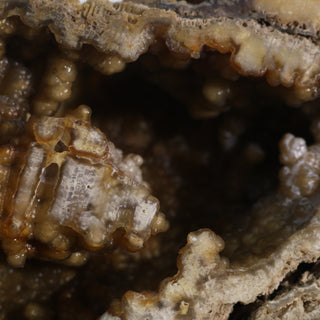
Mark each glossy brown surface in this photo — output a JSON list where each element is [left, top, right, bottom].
[[1, 1, 320, 320]]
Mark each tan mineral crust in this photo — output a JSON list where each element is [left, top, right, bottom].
[[0, 0, 320, 319]]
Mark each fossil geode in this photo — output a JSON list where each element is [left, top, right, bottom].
[[0, 1, 320, 320]]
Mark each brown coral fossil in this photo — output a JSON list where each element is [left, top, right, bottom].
[[0, 105, 168, 267], [3, 0, 320, 319]]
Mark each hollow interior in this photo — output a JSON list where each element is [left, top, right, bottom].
[[3, 17, 319, 320]]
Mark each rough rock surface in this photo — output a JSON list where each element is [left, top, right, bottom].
[[3, 0, 320, 102], [1, 1, 320, 320]]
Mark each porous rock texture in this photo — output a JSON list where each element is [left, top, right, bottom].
[[1, 1, 320, 320], [250, 261, 320, 320], [102, 132, 320, 320], [3, 0, 320, 101]]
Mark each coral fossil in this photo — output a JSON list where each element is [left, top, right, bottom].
[[2, 0, 320, 320], [0, 105, 168, 267]]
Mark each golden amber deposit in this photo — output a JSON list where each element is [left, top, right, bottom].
[[0, 1, 320, 320]]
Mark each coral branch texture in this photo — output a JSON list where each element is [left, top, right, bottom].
[[0, 0, 320, 319]]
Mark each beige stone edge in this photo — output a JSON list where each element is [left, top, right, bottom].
[[101, 208, 320, 319]]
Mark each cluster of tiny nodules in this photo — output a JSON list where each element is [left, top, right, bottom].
[[32, 56, 77, 115], [2, 3, 320, 320], [228, 129, 320, 262], [279, 133, 320, 199]]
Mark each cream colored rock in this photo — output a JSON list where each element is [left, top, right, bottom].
[[251, 264, 320, 320], [3, 0, 320, 101], [105, 134, 320, 319]]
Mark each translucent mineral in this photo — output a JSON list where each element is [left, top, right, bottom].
[[1, 0, 320, 319], [0, 105, 168, 267]]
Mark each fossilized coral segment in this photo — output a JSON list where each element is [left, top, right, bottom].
[[3, 0, 320, 319], [0, 105, 168, 267], [3, 0, 320, 101]]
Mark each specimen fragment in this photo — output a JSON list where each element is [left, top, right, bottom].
[[0, 0, 320, 319], [0, 105, 168, 267]]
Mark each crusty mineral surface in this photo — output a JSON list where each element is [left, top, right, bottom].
[[102, 133, 320, 319], [0, 105, 168, 267], [249, 261, 320, 320], [1, 0, 320, 319], [3, 0, 320, 102]]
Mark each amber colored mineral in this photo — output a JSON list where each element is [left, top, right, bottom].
[[0, 105, 168, 267], [1, 0, 320, 320]]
